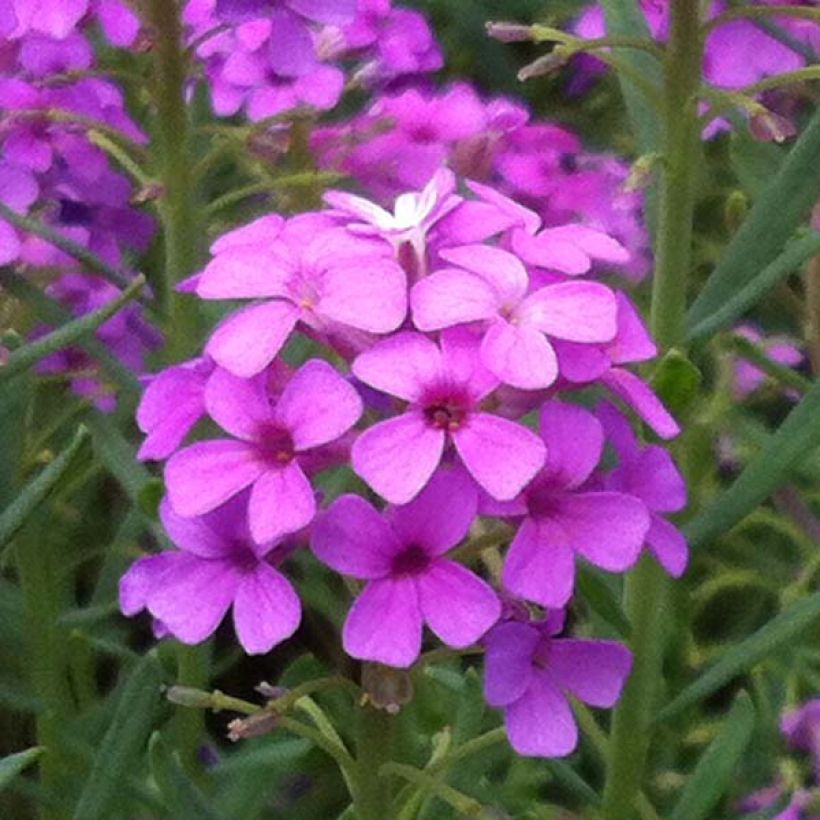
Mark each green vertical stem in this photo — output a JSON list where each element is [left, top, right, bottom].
[[602, 1, 704, 817], [143, 0, 200, 359], [353, 704, 394, 820], [169, 643, 210, 775]]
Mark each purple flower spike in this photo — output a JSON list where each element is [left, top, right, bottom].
[[351, 328, 546, 504], [120, 496, 300, 654], [501, 401, 650, 608], [165, 358, 362, 543], [484, 616, 631, 757], [311, 468, 500, 667]]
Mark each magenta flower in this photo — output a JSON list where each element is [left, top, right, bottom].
[[165, 359, 362, 543], [197, 213, 407, 376], [500, 401, 650, 608], [311, 468, 500, 667], [0, 161, 38, 265], [120, 496, 300, 654], [781, 700, 820, 781], [351, 328, 546, 504], [484, 615, 632, 757], [412, 243, 618, 389], [598, 402, 688, 577], [733, 325, 804, 400]]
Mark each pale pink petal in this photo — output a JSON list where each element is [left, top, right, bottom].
[[210, 215, 285, 253], [205, 301, 299, 378], [417, 559, 500, 648], [204, 367, 271, 441], [453, 413, 545, 501], [351, 412, 445, 504], [165, 440, 265, 517], [233, 563, 301, 654], [539, 401, 604, 489], [512, 228, 590, 275], [465, 179, 541, 234], [275, 359, 362, 450], [35, 0, 88, 39], [484, 621, 539, 707], [248, 463, 315, 543], [518, 282, 618, 343], [596, 400, 639, 461], [439, 326, 499, 399], [410, 268, 498, 331], [607, 293, 656, 364], [197, 245, 293, 299], [602, 368, 680, 439], [311, 495, 400, 579], [547, 639, 632, 707], [480, 320, 558, 390], [159, 497, 231, 559], [120, 554, 174, 616], [438, 245, 528, 304], [646, 514, 688, 578], [542, 225, 629, 264], [343, 577, 422, 668], [352, 332, 441, 402], [554, 492, 649, 572], [388, 466, 477, 555], [505, 674, 578, 757], [502, 518, 576, 608], [318, 257, 407, 333], [629, 447, 687, 512]]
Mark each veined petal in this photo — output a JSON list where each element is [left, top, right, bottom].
[[248, 463, 316, 544], [518, 281, 617, 343], [233, 564, 301, 655]]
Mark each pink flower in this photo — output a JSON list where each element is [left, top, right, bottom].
[[411, 243, 618, 389], [598, 402, 688, 577], [165, 359, 362, 543], [484, 615, 632, 757], [120, 496, 301, 654], [311, 468, 500, 667], [781, 699, 820, 781], [197, 213, 407, 376], [500, 401, 650, 608], [351, 328, 546, 504], [732, 325, 804, 400]]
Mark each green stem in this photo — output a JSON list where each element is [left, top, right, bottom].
[[169, 643, 210, 775], [353, 703, 394, 820], [143, 0, 201, 356], [602, 2, 704, 818]]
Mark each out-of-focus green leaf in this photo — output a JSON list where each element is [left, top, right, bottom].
[[688, 106, 820, 329], [730, 129, 786, 197], [149, 732, 224, 820], [0, 426, 90, 550], [659, 592, 820, 721], [0, 747, 43, 791], [0, 276, 145, 385], [685, 378, 820, 550], [72, 651, 164, 820], [576, 565, 630, 638], [688, 231, 820, 340], [667, 692, 755, 820], [650, 349, 703, 419]]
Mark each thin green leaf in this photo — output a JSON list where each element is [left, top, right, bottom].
[[688, 106, 820, 329], [688, 231, 820, 340], [685, 378, 820, 550], [0, 267, 141, 397], [72, 651, 164, 820], [0, 276, 145, 384], [659, 592, 820, 721], [148, 732, 225, 820], [85, 414, 152, 506], [576, 565, 630, 638], [0, 747, 44, 791], [0, 426, 90, 550], [667, 692, 755, 820]]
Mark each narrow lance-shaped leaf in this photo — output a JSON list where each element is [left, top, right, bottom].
[[688, 106, 820, 328], [0, 425, 90, 550], [0, 747, 44, 791], [667, 692, 755, 820], [659, 592, 820, 722], [72, 651, 164, 820], [0, 275, 146, 384], [684, 378, 820, 551]]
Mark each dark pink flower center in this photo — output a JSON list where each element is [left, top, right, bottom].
[[256, 424, 296, 466], [391, 544, 430, 576], [422, 388, 470, 432]]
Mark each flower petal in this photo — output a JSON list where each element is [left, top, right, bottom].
[[480, 320, 558, 390], [197, 244, 293, 299], [411, 268, 498, 331], [204, 367, 271, 441], [119, 554, 174, 616], [248, 463, 315, 544], [233, 563, 301, 654], [518, 281, 617, 343], [159, 497, 231, 558], [539, 401, 604, 489], [646, 514, 688, 578], [484, 620, 539, 707], [547, 639, 632, 707], [438, 244, 528, 304], [602, 368, 680, 439]]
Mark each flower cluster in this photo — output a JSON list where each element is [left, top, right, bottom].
[[124, 169, 686, 757]]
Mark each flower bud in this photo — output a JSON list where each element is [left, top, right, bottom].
[[485, 21, 535, 43], [749, 109, 797, 144], [165, 685, 214, 709], [361, 663, 413, 714], [227, 711, 279, 742], [517, 50, 571, 82]]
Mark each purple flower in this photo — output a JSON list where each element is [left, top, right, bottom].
[[197, 213, 407, 376], [311, 468, 500, 667], [0, 161, 38, 264], [781, 699, 820, 782], [411, 243, 618, 389], [120, 496, 301, 654], [484, 615, 631, 757], [733, 325, 804, 400], [165, 359, 363, 543], [599, 402, 688, 577], [499, 401, 650, 608], [351, 328, 546, 504]]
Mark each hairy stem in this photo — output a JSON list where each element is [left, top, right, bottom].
[[353, 703, 394, 820]]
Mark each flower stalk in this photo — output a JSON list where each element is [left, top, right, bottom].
[[602, 0, 704, 816]]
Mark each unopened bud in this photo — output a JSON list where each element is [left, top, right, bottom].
[[485, 21, 535, 43], [749, 109, 797, 144], [130, 182, 164, 206], [255, 681, 289, 700], [724, 189, 749, 233], [624, 153, 661, 192], [227, 711, 279, 742], [165, 685, 214, 709], [517, 49, 571, 82], [361, 663, 413, 715]]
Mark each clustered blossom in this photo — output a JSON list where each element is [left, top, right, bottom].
[[126, 169, 687, 757]]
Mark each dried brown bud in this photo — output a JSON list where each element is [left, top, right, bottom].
[[226, 711, 279, 742], [749, 109, 797, 144], [517, 50, 571, 82], [361, 663, 413, 715], [130, 182, 164, 205], [255, 681, 289, 700]]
